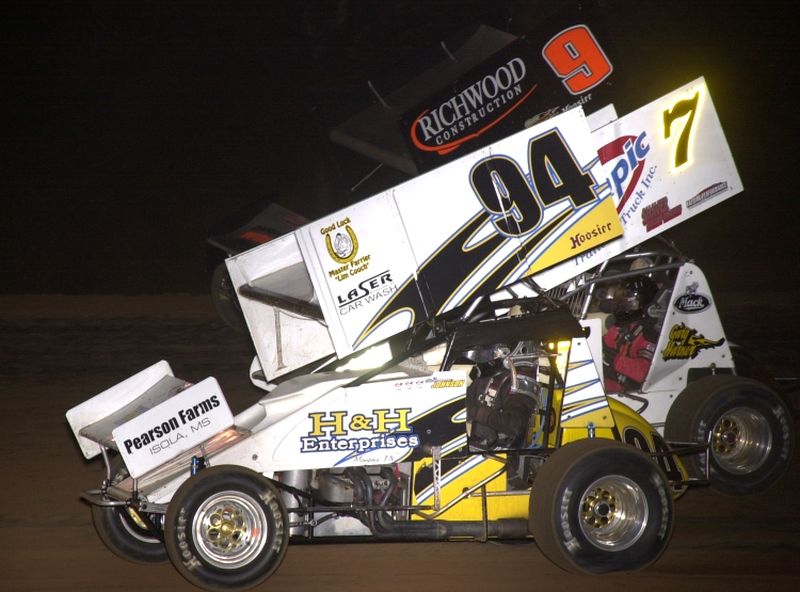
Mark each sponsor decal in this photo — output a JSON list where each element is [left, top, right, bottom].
[[686, 181, 729, 209], [321, 218, 374, 282], [407, 53, 534, 156], [121, 395, 221, 455], [597, 132, 659, 225], [112, 378, 233, 477], [393, 376, 466, 390], [336, 271, 396, 315], [321, 217, 358, 264], [300, 408, 420, 454], [661, 322, 724, 360], [569, 222, 615, 250], [673, 282, 712, 313], [432, 378, 466, 389], [641, 196, 681, 232], [524, 106, 562, 127]]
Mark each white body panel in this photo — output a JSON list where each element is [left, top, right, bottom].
[[226, 233, 335, 380], [113, 378, 234, 478], [251, 370, 466, 472], [231, 79, 741, 385], [575, 262, 735, 432], [96, 368, 467, 504], [533, 77, 742, 291], [230, 107, 622, 382], [66, 360, 175, 459]]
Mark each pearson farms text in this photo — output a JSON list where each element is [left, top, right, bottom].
[[122, 395, 221, 454]]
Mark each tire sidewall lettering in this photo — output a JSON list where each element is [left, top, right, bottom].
[[175, 486, 284, 572], [653, 471, 670, 540], [557, 448, 671, 569], [260, 488, 287, 554], [176, 507, 202, 571], [165, 468, 289, 590], [558, 486, 582, 553]]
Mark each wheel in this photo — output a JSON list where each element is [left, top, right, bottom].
[[529, 439, 674, 574], [211, 263, 246, 333], [665, 375, 794, 495], [164, 466, 289, 592], [91, 459, 167, 564]]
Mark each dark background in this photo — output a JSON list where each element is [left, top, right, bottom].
[[3, 0, 798, 296]]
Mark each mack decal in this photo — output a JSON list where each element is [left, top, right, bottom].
[[122, 395, 221, 454], [661, 322, 724, 360], [301, 408, 420, 453], [673, 282, 711, 313]]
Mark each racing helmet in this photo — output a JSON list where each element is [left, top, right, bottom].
[[611, 276, 658, 323]]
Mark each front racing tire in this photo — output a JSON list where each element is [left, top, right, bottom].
[[665, 375, 794, 495], [164, 466, 289, 592], [529, 439, 674, 574], [91, 459, 167, 564]]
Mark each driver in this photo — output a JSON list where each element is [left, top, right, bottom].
[[601, 276, 659, 393]]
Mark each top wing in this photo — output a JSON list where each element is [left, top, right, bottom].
[[228, 78, 741, 383]]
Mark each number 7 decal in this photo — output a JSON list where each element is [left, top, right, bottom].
[[663, 91, 700, 169]]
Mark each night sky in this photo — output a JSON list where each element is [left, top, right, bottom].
[[3, 1, 798, 295]]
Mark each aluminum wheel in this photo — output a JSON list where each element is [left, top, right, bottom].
[[665, 375, 794, 495], [530, 439, 673, 573], [192, 491, 268, 570], [578, 475, 648, 551], [711, 406, 772, 475]]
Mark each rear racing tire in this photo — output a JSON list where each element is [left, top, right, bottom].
[[529, 439, 674, 574], [164, 466, 289, 592], [664, 375, 794, 495], [91, 459, 167, 564]]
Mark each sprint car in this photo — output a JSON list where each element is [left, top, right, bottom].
[[66, 78, 791, 591]]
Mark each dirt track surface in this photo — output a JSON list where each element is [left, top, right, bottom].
[[2, 294, 799, 592]]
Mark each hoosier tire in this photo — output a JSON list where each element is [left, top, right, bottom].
[[529, 439, 674, 574], [91, 459, 167, 564], [164, 466, 289, 592], [665, 375, 794, 495]]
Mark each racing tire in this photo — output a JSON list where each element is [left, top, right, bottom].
[[164, 466, 289, 592], [529, 439, 674, 574], [91, 460, 168, 564], [664, 375, 794, 495]]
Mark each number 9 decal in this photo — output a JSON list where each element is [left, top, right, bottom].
[[543, 25, 612, 95]]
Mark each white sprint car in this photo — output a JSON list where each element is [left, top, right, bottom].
[[67, 78, 792, 591]]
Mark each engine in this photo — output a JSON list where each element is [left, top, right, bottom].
[[465, 340, 543, 449], [276, 465, 412, 538]]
